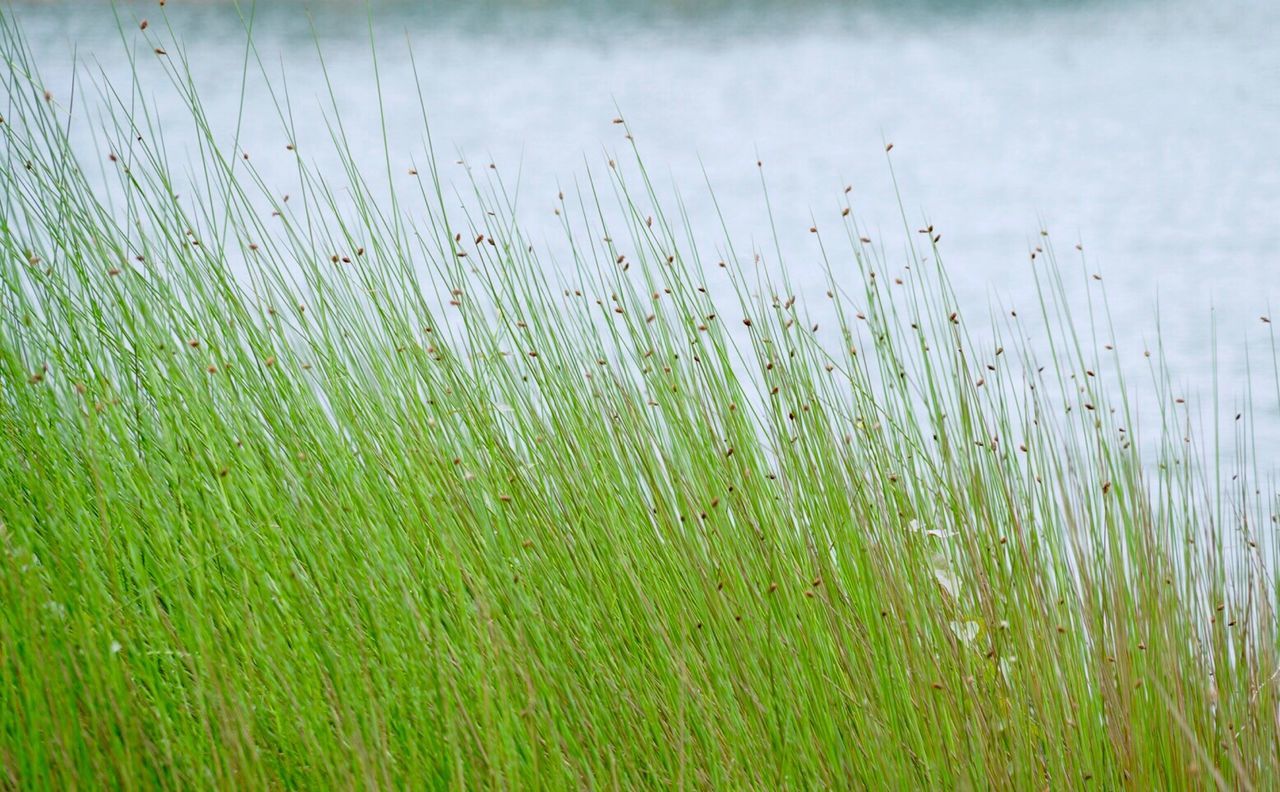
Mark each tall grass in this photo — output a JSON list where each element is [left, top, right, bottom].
[[2, 8, 1277, 789]]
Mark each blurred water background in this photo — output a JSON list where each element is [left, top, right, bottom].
[[9, 0, 1280, 455]]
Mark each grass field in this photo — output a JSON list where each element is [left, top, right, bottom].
[[2, 9, 1278, 789]]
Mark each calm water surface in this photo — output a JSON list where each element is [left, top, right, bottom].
[[11, 0, 1280, 452]]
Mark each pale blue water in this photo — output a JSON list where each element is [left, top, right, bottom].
[[10, 0, 1280, 451]]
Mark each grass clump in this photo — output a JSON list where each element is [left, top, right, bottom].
[[2, 9, 1278, 789]]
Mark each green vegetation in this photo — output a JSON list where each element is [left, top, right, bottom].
[[2, 11, 1277, 789]]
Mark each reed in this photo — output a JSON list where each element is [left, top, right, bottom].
[[1, 9, 1276, 789]]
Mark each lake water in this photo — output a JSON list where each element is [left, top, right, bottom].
[[9, 0, 1280, 454]]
